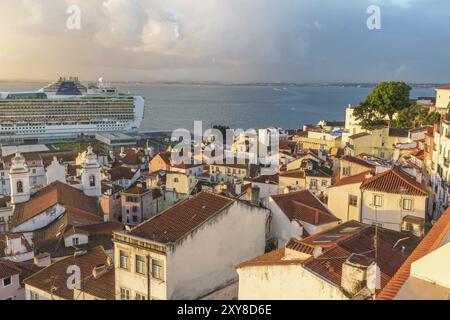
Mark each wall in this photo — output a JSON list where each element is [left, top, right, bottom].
[[25, 285, 62, 300], [12, 203, 65, 233], [165, 202, 268, 300], [114, 241, 168, 300], [361, 190, 427, 231], [268, 198, 302, 247], [327, 183, 362, 222], [237, 264, 347, 300], [0, 274, 23, 300]]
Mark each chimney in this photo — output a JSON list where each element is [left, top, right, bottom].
[[34, 253, 51, 268], [246, 185, 260, 205], [235, 182, 242, 195], [341, 254, 375, 297]]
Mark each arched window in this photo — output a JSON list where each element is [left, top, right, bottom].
[[89, 175, 96, 187], [17, 181, 23, 193]]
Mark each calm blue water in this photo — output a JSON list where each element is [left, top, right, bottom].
[[0, 82, 435, 132]]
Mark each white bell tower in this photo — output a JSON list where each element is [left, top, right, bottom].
[[9, 152, 30, 204], [81, 146, 102, 197]]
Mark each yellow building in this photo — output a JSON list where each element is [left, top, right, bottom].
[[345, 127, 409, 160], [360, 166, 428, 236], [339, 155, 375, 178], [293, 130, 341, 154], [327, 171, 371, 222]]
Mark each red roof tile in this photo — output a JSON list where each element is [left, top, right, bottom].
[[303, 224, 420, 291], [24, 246, 110, 300], [330, 171, 372, 188], [127, 192, 235, 243], [342, 155, 375, 169], [360, 166, 428, 196], [271, 190, 340, 226], [11, 181, 100, 229], [377, 207, 450, 300]]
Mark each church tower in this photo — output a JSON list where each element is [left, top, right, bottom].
[[81, 146, 101, 197], [9, 152, 30, 204]]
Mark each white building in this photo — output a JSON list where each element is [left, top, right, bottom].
[[268, 190, 341, 247], [113, 191, 269, 300]]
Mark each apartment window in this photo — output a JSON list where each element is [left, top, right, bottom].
[[132, 206, 138, 213], [373, 195, 383, 207], [152, 259, 164, 280], [310, 179, 317, 189], [3, 276, 12, 287], [321, 180, 328, 187], [119, 250, 129, 269], [30, 291, 39, 300], [173, 178, 179, 183], [135, 255, 145, 274], [135, 293, 146, 300], [132, 215, 138, 223], [402, 199, 413, 211], [349, 195, 358, 207], [72, 237, 79, 246], [120, 288, 130, 300]]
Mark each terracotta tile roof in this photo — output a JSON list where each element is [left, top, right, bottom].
[[235, 247, 305, 269], [77, 267, 115, 300], [170, 163, 203, 170], [127, 191, 235, 243], [303, 224, 420, 291], [24, 246, 110, 300], [2, 152, 42, 165], [33, 214, 122, 259], [377, 207, 450, 300], [119, 149, 144, 166], [286, 239, 315, 255], [108, 166, 137, 181], [11, 181, 100, 229], [0, 260, 21, 279], [342, 155, 375, 169], [279, 169, 305, 179], [152, 152, 172, 165], [360, 166, 428, 196], [436, 84, 450, 90], [246, 174, 279, 185], [330, 171, 372, 188], [122, 181, 150, 196], [271, 190, 340, 226]]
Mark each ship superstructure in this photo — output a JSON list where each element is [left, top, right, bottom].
[[0, 77, 144, 142]]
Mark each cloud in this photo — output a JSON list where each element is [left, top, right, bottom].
[[0, 0, 448, 82]]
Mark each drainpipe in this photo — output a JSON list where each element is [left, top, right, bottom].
[[147, 255, 152, 300]]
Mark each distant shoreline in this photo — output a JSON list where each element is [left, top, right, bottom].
[[0, 79, 443, 89]]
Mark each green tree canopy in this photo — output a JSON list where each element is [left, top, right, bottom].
[[395, 104, 440, 129], [354, 81, 412, 128]]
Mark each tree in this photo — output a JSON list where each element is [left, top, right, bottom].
[[395, 103, 440, 129], [354, 81, 412, 128]]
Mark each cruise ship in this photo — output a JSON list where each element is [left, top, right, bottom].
[[0, 77, 145, 143]]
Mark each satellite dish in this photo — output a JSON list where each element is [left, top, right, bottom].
[[98, 77, 104, 83]]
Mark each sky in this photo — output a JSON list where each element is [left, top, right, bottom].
[[0, 0, 449, 83]]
